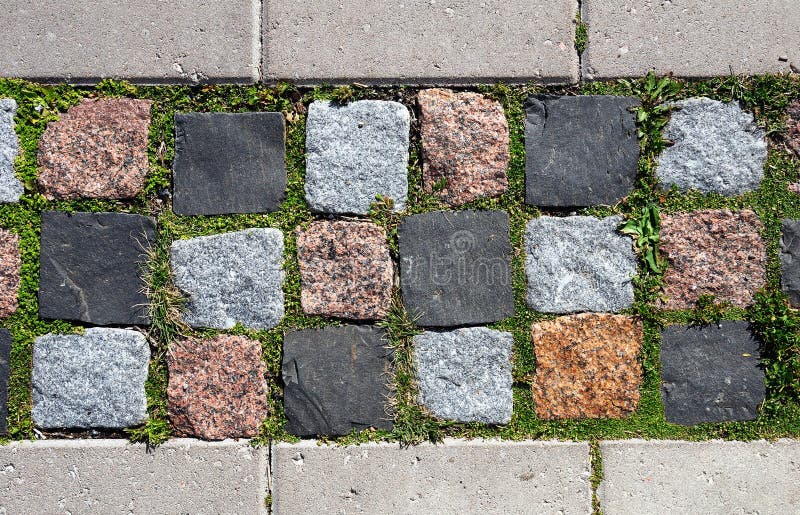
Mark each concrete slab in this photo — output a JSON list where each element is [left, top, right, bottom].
[[598, 439, 800, 514], [583, 0, 800, 79], [264, 0, 579, 85], [0, 439, 268, 514], [0, 1, 260, 83], [272, 439, 591, 514]]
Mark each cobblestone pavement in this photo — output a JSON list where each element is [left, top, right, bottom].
[[1, 5, 800, 512]]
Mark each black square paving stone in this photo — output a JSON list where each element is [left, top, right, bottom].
[[660, 321, 765, 425], [780, 218, 800, 307], [172, 112, 287, 215], [524, 95, 640, 207], [38, 211, 156, 326], [0, 329, 9, 434], [399, 210, 514, 327], [282, 325, 393, 437]]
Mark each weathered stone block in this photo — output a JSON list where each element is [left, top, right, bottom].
[[305, 100, 409, 214], [414, 327, 513, 424], [32, 328, 149, 429], [399, 210, 514, 327], [172, 112, 286, 215], [524, 95, 640, 207], [282, 325, 393, 437]]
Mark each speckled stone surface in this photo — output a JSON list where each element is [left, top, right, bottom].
[[170, 228, 284, 330], [531, 314, 643, 420], [414, 327, 513, 424], [418, 89, 509, 206], [524, 215, 636, 313], [0, 99, 24, 203], [297, 221, 393, 320], [788, 100, 800, 157], [305, 100, 410, 214], [0, 229, 20, 319], [660, 210, 766, 309], [656, 97, 766, 196], [661, 322, 765, 425], [32, 328, 149, 429], [167, 334, 269, 440], [37, 98, 152, 200]]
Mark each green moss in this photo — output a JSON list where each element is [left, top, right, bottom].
[[1, 75, 799, 445], [574, 11, 588, 55]]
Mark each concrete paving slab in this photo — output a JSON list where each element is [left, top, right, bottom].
[[598, 439, 800, 514], [264, 0, 579, 85], [0, 439, 268, 514], [583, 0, 800, 79], [0, 1, 259, 83], [272, 439, 591, 514]]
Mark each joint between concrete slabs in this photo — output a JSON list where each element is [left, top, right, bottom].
[[577, 0, 585, 83], [252, 0, 263, 82]]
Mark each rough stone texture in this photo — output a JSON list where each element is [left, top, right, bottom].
[[273, 439, 592, 514], [525, 215, 636, 313], [655, 97, 767, 196], [0, 229, 20, 318], [660, 322, 765, 425], [37, 98, 152, 199], [305, 100, 409, 214], [583, 1, 800, 79], [0, 329, 9, 434], [524, 95, 640, 207], [0, 1, 259, 83], [418, 89, 509, 206], [38, 211, 155, 325], [399, 210, 514, 327], [414, 328, 513, 424], [32, 328, 149, 429], [296, 220, 393, 320], [788, 100, 800, 157], [172, 112, 287, 215], [264, 1, 578, 84], [660, 210, 766, 310], [170, 228, 284, 330], [282, 325, 393, 437], [599, 440, 800, 514], [531, 314, 642, 420], [0, 439, 268, 515], [0, 99, 23, 202], [167, 335, 269, 440], [781, 219, 800, 307]]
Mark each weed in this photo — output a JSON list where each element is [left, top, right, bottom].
[[368, 194, 401, 253], [622, 73, 682, 154], [689, 294, 732, 326], [620, 203, 662, 273], [574, 11, 588, 55]]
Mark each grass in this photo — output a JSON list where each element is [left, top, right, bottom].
[[574, 10, 588, 55], [0, 74, 799, 446]]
